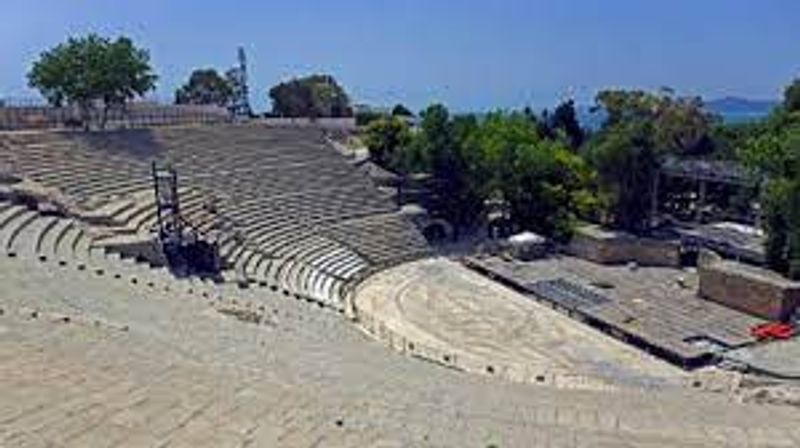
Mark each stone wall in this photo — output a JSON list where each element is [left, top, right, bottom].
[[0, 104, 228, 131], [260, 117, 357, 131], [698, 260, 800, 321], [566, 225, 681, 267]]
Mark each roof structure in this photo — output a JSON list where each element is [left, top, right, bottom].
[[660, 156, 756, 186]]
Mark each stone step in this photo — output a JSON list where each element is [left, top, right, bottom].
[[9, 214, 57, 257], [3, 209, 38, 254], [36, 215, 68, 255]]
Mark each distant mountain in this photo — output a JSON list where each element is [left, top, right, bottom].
[[574, 97, 778, 129], [705, 97, 777, 123]]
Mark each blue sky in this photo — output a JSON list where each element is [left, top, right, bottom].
[[1, 0, 799, 112]]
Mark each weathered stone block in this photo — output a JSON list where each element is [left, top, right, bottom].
[[698, 260, 800, 321], [566, 225, 681, 267]]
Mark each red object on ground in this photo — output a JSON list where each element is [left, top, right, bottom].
[[750, 322, 794, 340]]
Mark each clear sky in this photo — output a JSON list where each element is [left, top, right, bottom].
[[1, 0, 799, 112]]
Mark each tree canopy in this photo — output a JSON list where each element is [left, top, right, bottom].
[[365, 104, 594, 240], [363, 116, 412, 168], [391, 103, 414, 117], [355, 81, 796, 279], [27, 34, 157, 129], [175, 69, 233, 107], [470, 111, 594, 239], [586, 120, 659, 233], [540, 99, 585, 149], [268, 74, 351, 118], [739, 80, 800, 278], [784, 79, 800, 114], [596, 89, 715, 155], [585, 89, 716, 232]]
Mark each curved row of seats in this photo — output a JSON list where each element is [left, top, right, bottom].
[[0, 200, 259, 301], [0, 124, 431, 308], [1, 201, 94, 265], [80, 192, 366, 310], [0, 200, 264, 308], [324, 213, 432, 267]]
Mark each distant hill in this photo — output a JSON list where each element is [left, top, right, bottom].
[[705, 97, 777, 123], [574, 97, 778, 130]]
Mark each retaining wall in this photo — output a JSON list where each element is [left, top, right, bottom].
[[566, 225, 681, 267], [698, 260, 800, 321]]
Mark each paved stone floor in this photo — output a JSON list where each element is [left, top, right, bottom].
[[728, 338, 800, 378], [2, 254, 800, 447]]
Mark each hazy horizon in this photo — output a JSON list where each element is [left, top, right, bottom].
[[2, 0, 799, 113]]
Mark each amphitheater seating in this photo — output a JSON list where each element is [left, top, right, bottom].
[[0, 124, 431, 309], [0, 199, 243, 307], [325, 212, 432, 267]]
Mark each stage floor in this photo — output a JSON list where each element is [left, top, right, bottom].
[[465, 255, 766, 367], [354, 257, 690, 389]]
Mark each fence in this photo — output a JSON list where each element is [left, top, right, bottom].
[[0, 103, 230, 131], [260, 117, 357, 131]]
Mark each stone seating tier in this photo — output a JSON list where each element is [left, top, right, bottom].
[[1, 124, 432, 306]]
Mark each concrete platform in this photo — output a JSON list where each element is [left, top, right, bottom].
[[726, 338, 800, 379], [465, 255, 767, 368]]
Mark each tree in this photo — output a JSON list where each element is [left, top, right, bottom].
[[762, 179, 792, 275], [175, 69, 233, 107], [596, 89, 714, 155], [363, 116, 412, 168], [268, 74, 351, 118], [410, 105, 486, 233], [390, 104, 595, 240], [586, 89, 716, 233], [784, 78, 800, 113], [28, 34, 157, 129], [709, 120, 764, 161], [545, 99, 585, 149], [587, 120, 659, 233], [475, 112, 594, 240], [740, 109, 800, 279], [391, 103, 414, 117]]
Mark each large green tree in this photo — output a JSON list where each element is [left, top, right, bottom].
[[586, 120, 659, 233], [541, 99, 585, 149], [784, 79, 800, 113], [596, 89, 714, 155], [175, 69, 233, 107], [406, 107, 593, 240], [416, 105, 469, 229], [587, 89, 716, 232], [391, 103, 414, 117], [28, 34, 157, 129], [363, 116, 412, 168], [740, 86, 800, 279], [268, 74, 351, 118], [396, 105, 488, 233], [475, 112, 594, 240]]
